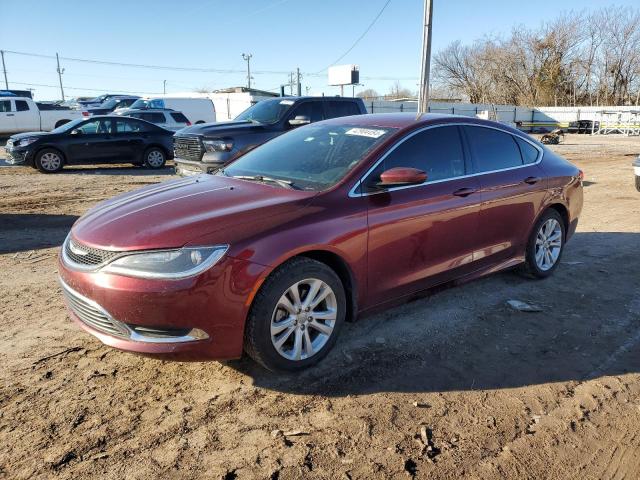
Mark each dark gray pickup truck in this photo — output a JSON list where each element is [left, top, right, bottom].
[[173, 96, 367, 175]]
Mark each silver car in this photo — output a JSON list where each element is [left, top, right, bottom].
[[115, 108, 191, 132]]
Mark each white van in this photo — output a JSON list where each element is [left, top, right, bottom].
[[121, 97, 216, 124]]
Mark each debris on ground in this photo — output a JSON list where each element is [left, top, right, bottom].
[[506, 299, 543, 312]]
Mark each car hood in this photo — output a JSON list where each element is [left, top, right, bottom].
[[9, 131, 52, 141], [71, 174, 317, 252], [177, 120, 266, 137]]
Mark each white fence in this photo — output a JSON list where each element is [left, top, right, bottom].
[[363, 100, 640, 133]]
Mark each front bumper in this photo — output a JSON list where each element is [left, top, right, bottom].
[[4, 146, 33, 165], [174, 158, 225, 176], [58, 252, 268, 361]]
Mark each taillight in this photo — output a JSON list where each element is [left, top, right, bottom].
[[578, 169, 584, 181], [82, 111, 89, 117], [186, 121, 191, 126]]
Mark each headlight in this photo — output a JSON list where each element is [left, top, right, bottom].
[[17, 137, 39, 147], [102, 246, 228, 279], [203, 139, 233, 152]]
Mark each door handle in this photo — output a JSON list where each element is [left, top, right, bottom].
[[452, 187, 477, 197], [6, 113, 14, 117], [523, 176, 541, 185]]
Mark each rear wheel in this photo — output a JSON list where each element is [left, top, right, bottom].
[[34, 148, 64, 173], [144, 147, 166, 169], [635, 175, 640, 192], [522, 209, 565, 278], [244, 258, 346, 371]]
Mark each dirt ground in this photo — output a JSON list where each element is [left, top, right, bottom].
[[0, 134, 639, 480]]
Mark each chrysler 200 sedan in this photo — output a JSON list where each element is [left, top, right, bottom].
[[58, 113, 583, 371]]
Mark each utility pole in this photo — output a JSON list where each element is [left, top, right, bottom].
[[417, 0, 433, 113], [163, 80, 167, 94], [296, 67, 302, 96], [1, 50, 8, 89], [289, 72, 294, 95], [56, 53, 65, 101], [242, 53, 253, 89]]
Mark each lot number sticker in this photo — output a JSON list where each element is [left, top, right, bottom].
[[345, 128, 386, 138]]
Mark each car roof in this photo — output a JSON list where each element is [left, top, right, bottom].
[[320, 112, 525, 135]]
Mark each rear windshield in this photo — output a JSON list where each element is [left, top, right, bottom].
[[130, 98, 165, 109]]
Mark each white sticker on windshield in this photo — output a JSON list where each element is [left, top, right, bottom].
[[345, 128, 386, 138], [280, 100, 295, 105]]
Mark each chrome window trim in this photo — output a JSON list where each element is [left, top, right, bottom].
[[348, 122, 544, 198], [59, 278, 209, 343]]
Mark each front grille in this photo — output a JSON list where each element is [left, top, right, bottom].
[[64, 237, 120, 267], [61, 282, 129, 338], [174, 136, 204, 162]]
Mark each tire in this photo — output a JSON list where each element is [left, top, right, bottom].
[[54, 119, 70, 129], [635, 175, 640, 192], [244, 257, 346, 371], [195, 121, 205, 124], [143, 147, 166, 169], [522, 209, 565, 278], [34, 148, 64, 173]]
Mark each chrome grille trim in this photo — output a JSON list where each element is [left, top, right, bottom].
[[62, 234, 123, 272], [174, 136, 204, 162], [60, 279, 131, 338], [59, 278, 210, 344]]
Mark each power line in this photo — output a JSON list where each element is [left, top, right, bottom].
[[9, 81, 162, 95], [315, 0, 392, 73]]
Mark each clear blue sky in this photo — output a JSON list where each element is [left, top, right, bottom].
[[0, 0, 637, 101]]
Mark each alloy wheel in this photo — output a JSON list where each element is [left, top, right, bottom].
[[535, 218, 562, 271], [40, 152, 61, 171], [270, 278, 337, 361]]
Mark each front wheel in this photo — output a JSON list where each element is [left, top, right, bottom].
[[34, 148, 64, 173], [144, 147, 166, 169], [244, 258, 346, 371], [522, 209, 565, 278]]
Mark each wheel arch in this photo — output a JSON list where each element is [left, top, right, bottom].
[[34, 145, 67, 165], [296, 250, 358, 323], [54, 119, 71, 129], [546, 203, 570, 235]]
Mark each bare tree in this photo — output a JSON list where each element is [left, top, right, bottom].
[[386, 81, 415, 100], [433, 6, 640, 107], [357, 88, 380, 99]]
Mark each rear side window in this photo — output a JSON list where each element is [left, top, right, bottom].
[[16, 100, 30, 111], [324, 101, 361, 119], [170, 112, 189, 123], [0, 100, 11, 112], [365, 126, 466, 189], [137, 112, 165, 123], [464, 126, 523, 172], [514, 136, 539, 164]]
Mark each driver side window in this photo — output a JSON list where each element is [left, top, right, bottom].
[[364, 126, 466, 191], [288, 102, 323, 124]]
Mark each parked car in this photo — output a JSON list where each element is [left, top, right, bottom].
[[567, 120, 599, 134], [633, 156, 640, 191], [78, 94, 130, 109], [114, 108, 191, 131], [58, 113, 583, 371], [123, 97, 216, 124], [85, 96, 139, 116], [173, 96, 367, 175], [0, 95, 82, 135], [4, 115, 174, 173]]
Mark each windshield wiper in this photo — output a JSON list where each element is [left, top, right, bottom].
[[231, 175, 299, 190]]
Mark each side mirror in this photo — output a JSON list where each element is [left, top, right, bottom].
[[70, 129, 83, 135], [378, 167, 427, 187], [288, 115, 311, 127]]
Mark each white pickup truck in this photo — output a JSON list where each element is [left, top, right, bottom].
[[0, 96, 83, 135]]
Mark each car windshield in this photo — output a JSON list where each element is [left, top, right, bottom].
[[221, 123, 397, 191], [130, 99, 164, 110], [234, 99, 294, 124], [100, 98, 119, 108], [50, 118, 87, 134]]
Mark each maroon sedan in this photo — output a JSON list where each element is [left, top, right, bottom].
[[58, 113, 583, 371]]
